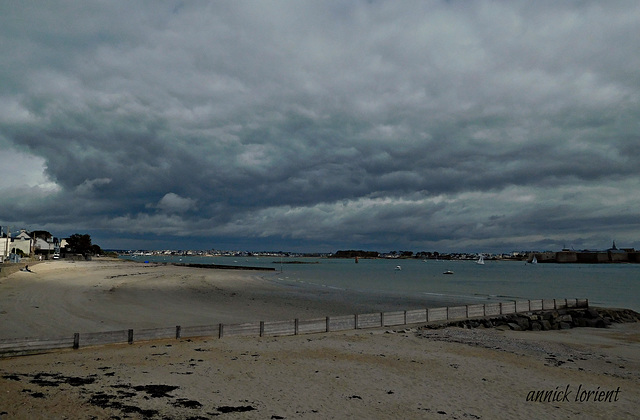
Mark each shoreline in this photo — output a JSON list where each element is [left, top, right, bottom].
[[0, 259, 638, 418], [0, 259, 488, 340]]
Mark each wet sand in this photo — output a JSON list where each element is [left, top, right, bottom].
[[0, 259, 474, 340], [0, 260, 638, 419]]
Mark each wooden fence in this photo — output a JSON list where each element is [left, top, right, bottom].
[[0, 298, 588, 357]]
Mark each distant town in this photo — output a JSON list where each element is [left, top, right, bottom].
[[120, 248, 514, 260], [1, 227, 638, 264], [120, 248, 529, 261], [118, 241, 639, 264]]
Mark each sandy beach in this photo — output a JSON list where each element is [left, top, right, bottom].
[[0, 260, 638, 419], [0, 259, 480, 340], [2, 259, 335, 339]]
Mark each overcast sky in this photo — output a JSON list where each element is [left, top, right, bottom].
[[1, 1, 639, 253]]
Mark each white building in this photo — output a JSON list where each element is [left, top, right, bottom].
[[12, 230, 34, 255], [0, 229, 33, 261], [0, 234, 8, 262]]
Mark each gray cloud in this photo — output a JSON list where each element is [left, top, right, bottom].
[[156, 192, 197, 214], [1, 1, 639, 252]]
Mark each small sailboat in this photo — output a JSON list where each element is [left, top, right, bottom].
[[531, 255, 538, 264], [476, 255, 485, 265], [395, 265, 402, 271]]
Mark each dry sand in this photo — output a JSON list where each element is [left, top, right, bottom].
[[0, 260, 638, 419]]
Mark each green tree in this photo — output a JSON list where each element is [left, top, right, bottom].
[[66, 233, 93, 255], [11, 248, 27, 257]]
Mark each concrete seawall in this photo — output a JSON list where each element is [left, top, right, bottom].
[[535, 250, 640, 264]]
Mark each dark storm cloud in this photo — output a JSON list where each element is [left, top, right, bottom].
[[1, 1, 639, 252]]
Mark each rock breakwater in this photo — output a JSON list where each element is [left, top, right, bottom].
[[420, 307, 640, 332]]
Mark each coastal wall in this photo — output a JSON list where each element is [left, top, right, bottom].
[[537, 251, 639, 263], [609, 251, 629, 262], [555, 251, 578, 263], [0, 298, 588, 357], [535, 252, 559, 263], [577, 252, 609, 263]]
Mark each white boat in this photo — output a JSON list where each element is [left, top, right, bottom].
[[476, 255, 485, 265], [531, 255, 538, 264], [443, 270, 454, 275], [395, 265, 402, 271]]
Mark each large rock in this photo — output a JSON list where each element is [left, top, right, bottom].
[[418, 307, 639, 333], [558, 314, 573, 323], [515, 316, 530, 330]]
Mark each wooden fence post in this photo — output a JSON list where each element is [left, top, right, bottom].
[[0, 297, 592, 356]]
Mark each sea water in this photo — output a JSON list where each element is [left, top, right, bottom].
[[121, 256, 640, 311]]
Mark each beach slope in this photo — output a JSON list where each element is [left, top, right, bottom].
[[0, 259, 638, 418], [0, 323, 638, 419]]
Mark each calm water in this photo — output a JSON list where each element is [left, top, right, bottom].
[[121, 256, 640, 311]]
